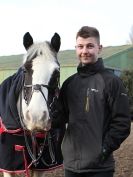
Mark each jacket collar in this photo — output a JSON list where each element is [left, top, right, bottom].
[[77, 58, 105, 77]]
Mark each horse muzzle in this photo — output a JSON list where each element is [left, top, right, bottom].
[[23, 109, 50, 131]]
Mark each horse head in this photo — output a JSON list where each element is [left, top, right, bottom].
[[19, 32, 61, 131]]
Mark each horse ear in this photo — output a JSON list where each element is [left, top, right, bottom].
[[51, 33, 61, 52], [23, 32, 33, 50]]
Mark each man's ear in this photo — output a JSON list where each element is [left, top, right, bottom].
[[99, 44, 102, 50], [98, 44, 102, 53]]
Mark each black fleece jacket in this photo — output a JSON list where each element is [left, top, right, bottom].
[[52, 58, 131, 173]]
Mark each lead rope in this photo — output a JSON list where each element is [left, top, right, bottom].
[[48, 132, 56, 163]]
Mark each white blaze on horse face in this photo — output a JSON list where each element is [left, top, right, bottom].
[[22, 42, 59, 131]]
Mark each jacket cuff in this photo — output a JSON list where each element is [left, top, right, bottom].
[[100, 146, 112, 162]]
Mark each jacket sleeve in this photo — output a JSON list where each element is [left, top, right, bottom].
[[103, 76, 131, 155], [51, 80, 69, 129]]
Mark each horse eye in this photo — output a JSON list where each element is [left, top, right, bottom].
[[54, 70, 60, 77], [24, 60, 32, 72]]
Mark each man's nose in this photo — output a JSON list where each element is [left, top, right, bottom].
[[82, 46, 88, 53]]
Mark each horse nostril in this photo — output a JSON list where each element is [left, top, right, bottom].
[[26, 110, 30, 120], [41, 111, 48, 122], [43, 111, 47, 118]]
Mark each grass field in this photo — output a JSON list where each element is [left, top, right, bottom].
[[0, 66, 77, 85], [0, 69, 16, 83], [60, 66, 76, 84]]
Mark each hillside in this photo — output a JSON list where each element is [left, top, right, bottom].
[[0, 45, 132, 70]]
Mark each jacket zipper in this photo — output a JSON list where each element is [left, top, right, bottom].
[[85, 88, 90, 112]]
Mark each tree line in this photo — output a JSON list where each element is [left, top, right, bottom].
[[120, 70, 133, 119]]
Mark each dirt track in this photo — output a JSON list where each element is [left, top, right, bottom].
[[114, 123, 133, 177], [0, 123, 133, 177]]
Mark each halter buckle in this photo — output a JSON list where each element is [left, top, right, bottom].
[[33, 84, 41, 91]]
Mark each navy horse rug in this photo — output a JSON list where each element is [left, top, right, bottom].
[[0, 69, 64, 173]]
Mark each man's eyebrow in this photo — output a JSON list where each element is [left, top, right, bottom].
[[77, 43, 94, 46]]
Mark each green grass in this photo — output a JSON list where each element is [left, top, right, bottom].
[[99, 45, 133, 59], [0, 66, 77, 85], [0, 54, 23, 70], [0, 69, 16, 83], [60, 66, 76, 85]]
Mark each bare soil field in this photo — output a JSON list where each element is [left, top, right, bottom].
[[114, 123, 133, 177], [0, 123, 133, 177]]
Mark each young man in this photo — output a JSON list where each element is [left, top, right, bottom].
[[52, 26, 131, 177]]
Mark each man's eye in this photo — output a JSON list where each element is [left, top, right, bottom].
[[77, 45, 83, 49], [87, 44, 94, 49]]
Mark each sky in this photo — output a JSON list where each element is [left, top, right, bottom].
[[0, 0, 133, 56]]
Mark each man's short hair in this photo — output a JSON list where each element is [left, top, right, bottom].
[[76, 26, 100, 44]]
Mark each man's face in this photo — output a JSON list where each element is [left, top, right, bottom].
[[75, 36, 102, 65]]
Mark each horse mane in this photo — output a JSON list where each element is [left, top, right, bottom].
[[23, 41, 57, 71]]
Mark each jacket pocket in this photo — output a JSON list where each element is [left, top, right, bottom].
[[85, 88, 90, 112]]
